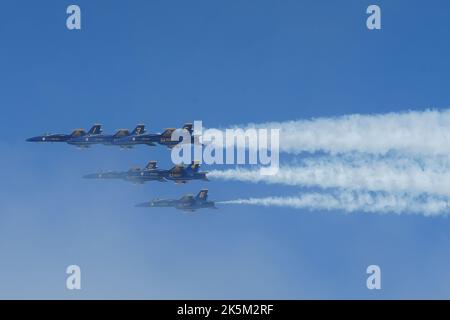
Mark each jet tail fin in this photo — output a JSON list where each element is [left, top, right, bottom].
[[182, 123, 193, 134], [195, 189, 208, 201], [186, 161, 200, 173], [145, 161, 157, 170], [88, 124, 102, 135], [131, 124, 145, 135]]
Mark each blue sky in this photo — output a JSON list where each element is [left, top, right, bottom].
[[1, 0, 450, 299]]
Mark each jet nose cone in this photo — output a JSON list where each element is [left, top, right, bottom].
[[83, 173, 98, 179], [26, 136, 39, 142], [135, 202, 150, 207], [27, 136, 47, 142]]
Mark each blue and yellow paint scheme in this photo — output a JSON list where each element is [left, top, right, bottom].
[[135, 189, 217, 212], [83, 160, 208, 184], [67, 124, 145, 148], [27, 124, 146, 148], [27, 123, 198, 149], [83, 160, 166, 184], [26, 125, 101, 143], [115, 123, 195, 148], [165, 161, 208, 184]]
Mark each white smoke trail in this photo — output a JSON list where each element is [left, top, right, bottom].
[[218, 191, 450, 216], [209, 109, 450, 215], [209, 155, 450, 196], [227, 109, 450, 156]]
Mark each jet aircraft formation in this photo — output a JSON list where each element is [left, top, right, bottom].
[[27, 123, 195, 149], [27, 123, 216, 212]]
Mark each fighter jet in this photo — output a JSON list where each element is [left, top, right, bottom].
[[26, 124, 102, 143], [115, 123, 195, 148], [67, 124, 146, 148], [83, 161, 167, 184], [135, 189, 217, 212], [164, 161, 209, 184], [83, 160, 208, 184]]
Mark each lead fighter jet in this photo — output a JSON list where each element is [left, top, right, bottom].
[[83, 161, 208, 184], [135, 189, 217, 212], [26, 124, 102, 143]]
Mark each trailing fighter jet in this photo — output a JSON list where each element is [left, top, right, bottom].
[[67, 124, 146, 148], [135, 189, 217, 212], [83, 160, 208, 184], [114, 123, 195, 148], [26, 124, 101, 143], [164, 161, 208, 184]]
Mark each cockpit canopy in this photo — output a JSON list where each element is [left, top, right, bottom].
[[70, 129, 86, 137], [180, 195, 194, 201], [114, 129, 130, 138]]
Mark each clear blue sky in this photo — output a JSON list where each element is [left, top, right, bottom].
[[1, 0, 450, 299]]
